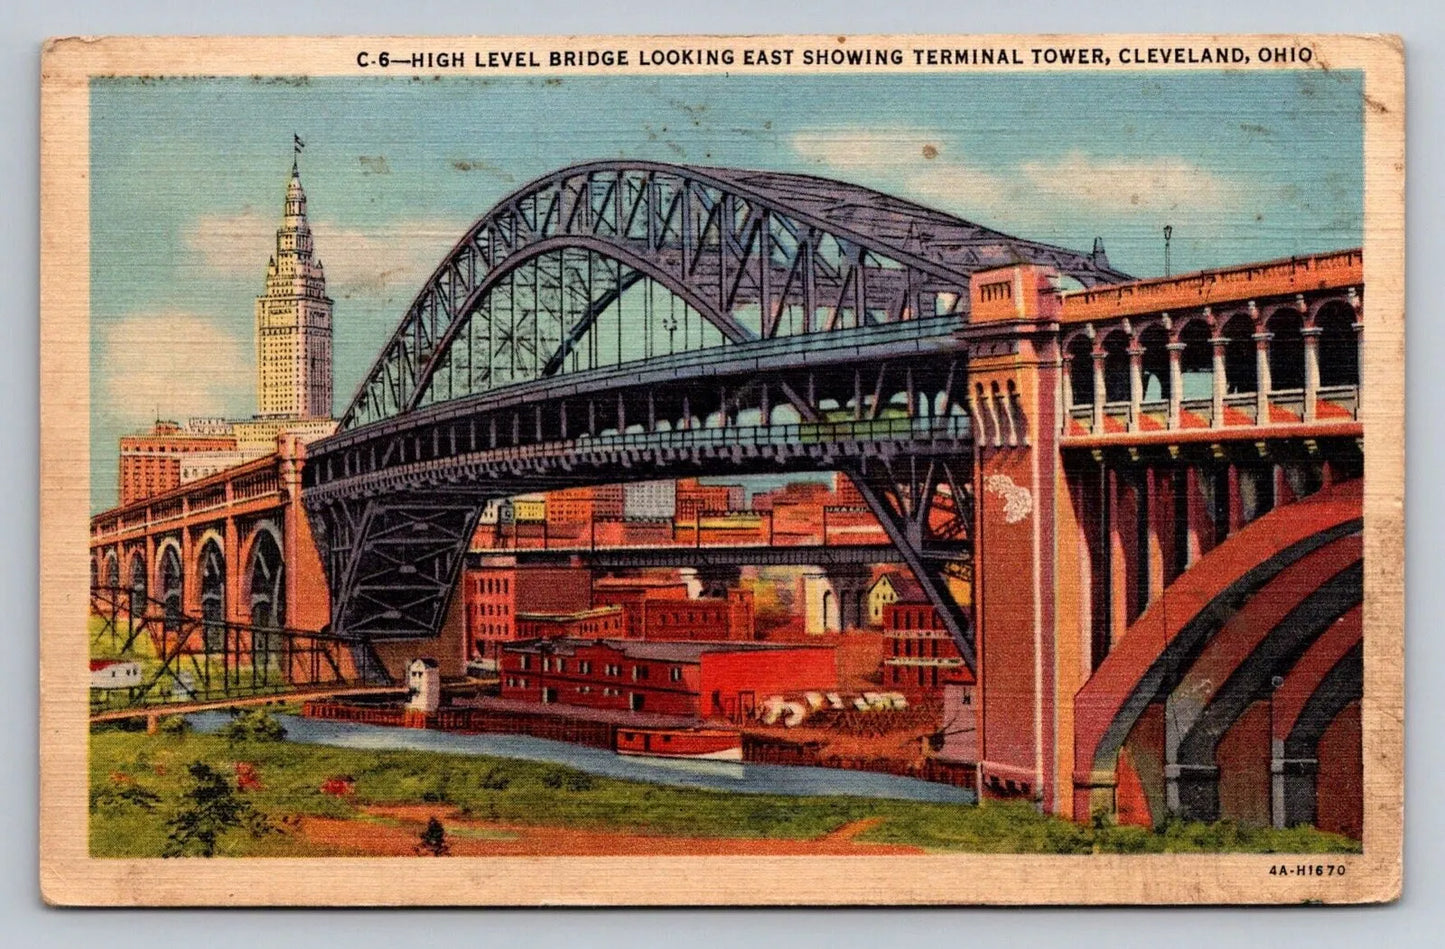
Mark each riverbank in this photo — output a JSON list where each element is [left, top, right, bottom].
[[89, 726, 1361, 857]]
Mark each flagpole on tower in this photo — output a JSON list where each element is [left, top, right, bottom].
[[292, 133, 305, 173]]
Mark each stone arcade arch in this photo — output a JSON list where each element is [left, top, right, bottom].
[[246, 527, 286, 669], [198, 538, 226, 652]]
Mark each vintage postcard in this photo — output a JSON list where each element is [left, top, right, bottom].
[[39, 33, 1404, 905]]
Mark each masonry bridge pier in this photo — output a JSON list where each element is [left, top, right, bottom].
[[94, 160, 1365, 838]]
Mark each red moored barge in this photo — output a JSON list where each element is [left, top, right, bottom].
[[614, 727, 743, 761]]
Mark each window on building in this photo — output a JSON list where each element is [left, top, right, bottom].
[[632, 665, 649, 681], [669, 666, 682, 682], [579, 660, 591, 674], [555, 658, 565, 673], [520, 655, 531, 671]]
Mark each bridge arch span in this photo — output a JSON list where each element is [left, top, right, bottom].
[[340, 160, 1128, 431], [244, 522, 286, 629], [1072, 478, 1364, 832], [197, 536, 227, 651], [412, 239, 740, 412]]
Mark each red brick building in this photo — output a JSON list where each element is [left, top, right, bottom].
[[499, 638, 837, 720], [592, 577, 690, 638], [592, 577, 755, 641], [881, 598, 965, 699], [463, 561, 592, 666], [675, 478, 744, 521], [640, 588, 755, 641], [545, 485, 624, 528], [118, 420, 237, 506]]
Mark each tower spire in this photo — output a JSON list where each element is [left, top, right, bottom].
[[256, 142, 332, 420]]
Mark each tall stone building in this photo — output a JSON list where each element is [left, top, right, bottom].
[[255, 157, 333, 419]]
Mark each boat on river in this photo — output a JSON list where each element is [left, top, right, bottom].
[[614, 727, 743, 761]]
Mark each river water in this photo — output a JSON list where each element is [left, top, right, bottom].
[[187, 711, 974, 804]]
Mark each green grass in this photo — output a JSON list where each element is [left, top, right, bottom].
[[88, 726, 1362, 858]]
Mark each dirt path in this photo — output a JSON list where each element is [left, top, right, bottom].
[[297, 805, 923, 856]]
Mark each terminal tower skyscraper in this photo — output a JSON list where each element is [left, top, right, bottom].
[[254, 155, 333, 419]]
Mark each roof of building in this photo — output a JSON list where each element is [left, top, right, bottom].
[[515, 606, 624, 622], [89, 659, 136, 671], [503, 637, 832, 663], [592, 577, 690, 589], [874, 571, 930, 604]]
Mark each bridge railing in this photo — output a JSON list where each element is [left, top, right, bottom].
[[1066, 385, 1359, 439], [482, 414, 971, 461], [88, 585, 372, 714]]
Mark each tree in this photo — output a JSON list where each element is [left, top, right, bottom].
[[416, 816, 450, 856], [163, 761, 271, 857]]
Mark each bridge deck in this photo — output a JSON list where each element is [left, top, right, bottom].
[[90, 685, 406, 723]]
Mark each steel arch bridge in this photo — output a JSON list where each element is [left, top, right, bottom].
[[304, 160, 1131, 678]]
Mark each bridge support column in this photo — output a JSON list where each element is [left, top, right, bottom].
[[1302, 325, 1322, 422], [1271, 752, 1318, 829], [692, 565, 741, 599], [963, 263, 1081, 815], [1165, 763, 1221, 821], [798, 565, 868, 633]]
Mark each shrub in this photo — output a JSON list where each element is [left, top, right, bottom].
[[540, 767, 594, 792], [218, 708, 287, 744], [157, 716, 191, 737], [416, 816, 450, 856]]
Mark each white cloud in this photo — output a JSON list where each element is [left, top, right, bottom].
[[789, 127, 1248, 231], [97, 310, 253, 427], [1018, 151, 1245, 213], [184, 209, 466, 301]]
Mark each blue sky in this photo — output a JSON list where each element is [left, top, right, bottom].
[[89, 70, 1363, 511]]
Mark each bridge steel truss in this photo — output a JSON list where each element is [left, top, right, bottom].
[[338, 160, 1127, 432], [307, 341, 983, 669], [308, 161, 1135, 677], [89, 585, 374, 712]]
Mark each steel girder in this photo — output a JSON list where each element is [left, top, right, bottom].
[[339, 160, 1129, 431], [308, 348, 982, 669], [310, 493, 485, 644], [88, 585, 362, 707], [844, 458, 977, 669]]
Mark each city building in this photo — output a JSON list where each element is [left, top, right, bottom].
[[591, 576, 690, 638], [935, 667, 979, 764], [675, 478, 745, 521], [178, 450, 252, 484], [634, 588, 755, 642], [254, 156, 333, 419], [624, 480, 676, 520], [498, 637, 837, 720], [117, 420, 238, 506], [833, 471, 865, 507], [867, 573, 907, 627], [89, 658, 143, 691], [881, 595, 964, 700], [545, 485, 624, 528], [462, 560, 593, 667]]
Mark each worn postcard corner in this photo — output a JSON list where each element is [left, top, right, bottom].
[[39, 32, 1403, 906]]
